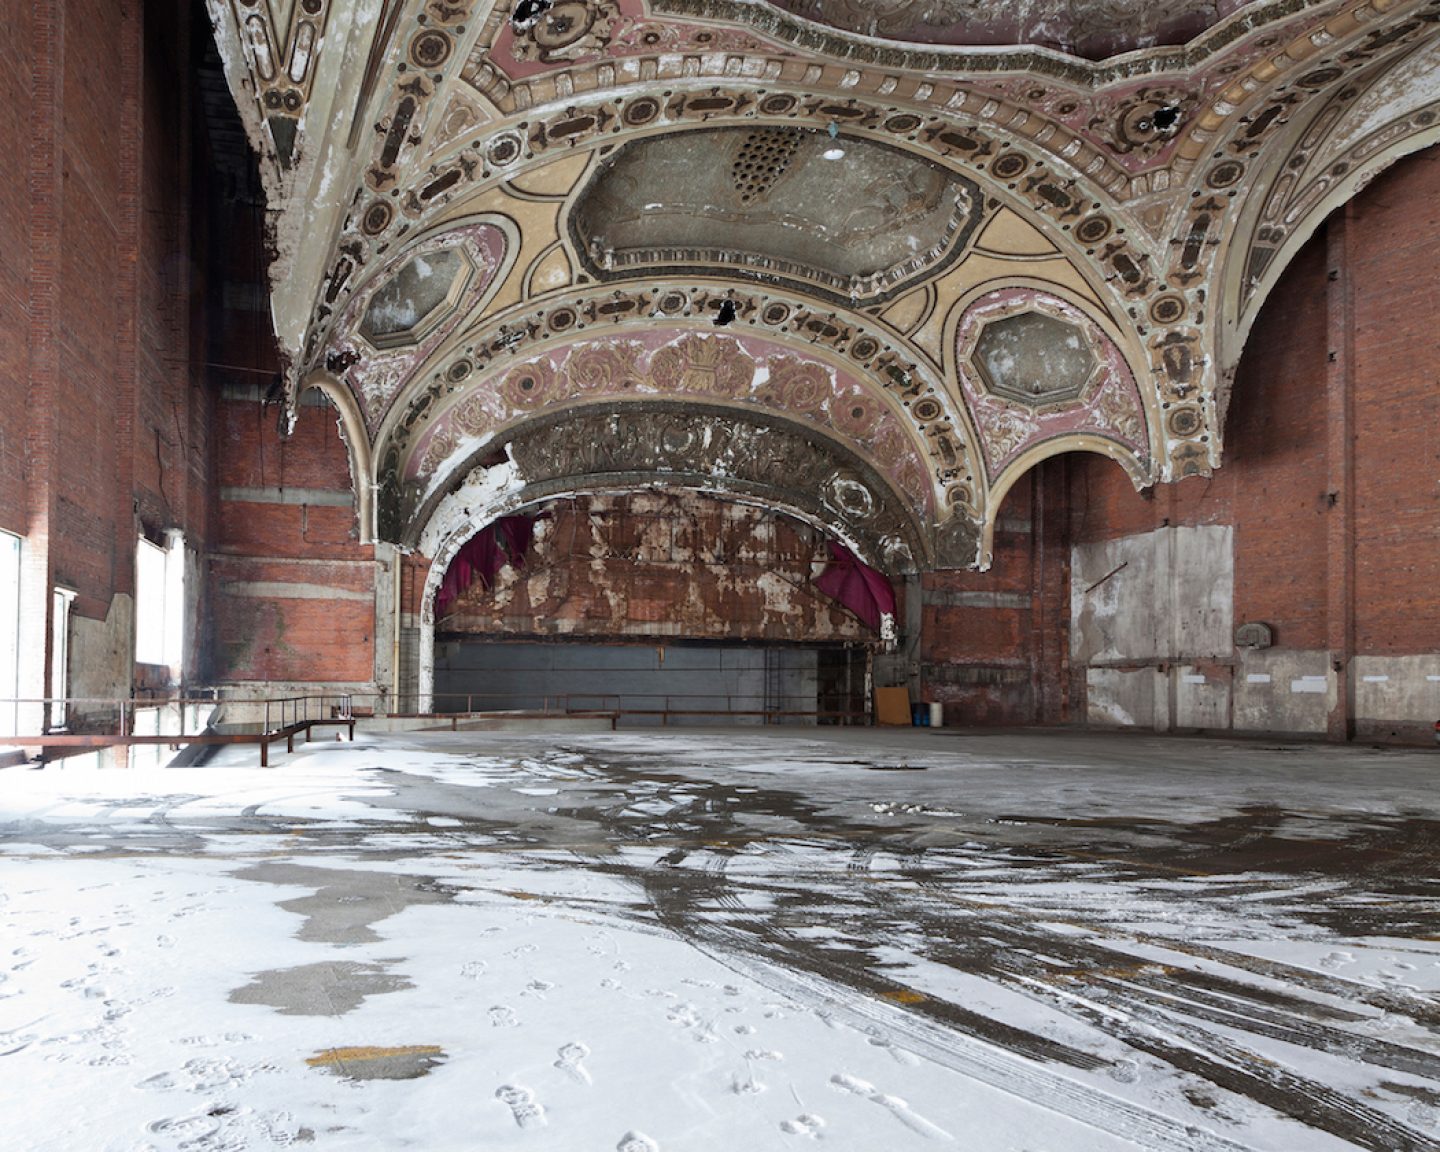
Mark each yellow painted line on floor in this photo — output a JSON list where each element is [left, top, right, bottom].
[[306, 1045, 443, 1067]]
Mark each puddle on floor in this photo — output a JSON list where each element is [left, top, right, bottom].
[[306, 1045, 446, 1080], [229, 960, 412, 1015]]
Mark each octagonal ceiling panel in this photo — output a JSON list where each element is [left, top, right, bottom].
[[760, 0, 1254, 59], [359, 248, 473, 350], [571, 127, 983, 303], [973, 311, 1099, 407]]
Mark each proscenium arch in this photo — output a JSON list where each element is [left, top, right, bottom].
[[379, 322, 956, 510], [979, 437, 1151, 569], [398, 399, 934, 568]]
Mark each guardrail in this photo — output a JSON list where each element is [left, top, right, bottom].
[[1, 684, 869, 768], [359, 691, 867, 726], [0, 693, 356, 767]]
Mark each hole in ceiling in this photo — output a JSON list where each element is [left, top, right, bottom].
[[713, 300, 737, 327], [1152, 106, 1182, 132], [511, 0, 552, 30]]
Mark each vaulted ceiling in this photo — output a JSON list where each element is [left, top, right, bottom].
[[207, 0, 1440, 573]]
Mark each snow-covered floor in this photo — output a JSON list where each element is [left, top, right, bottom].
[[1, 727, 1437, 1151]]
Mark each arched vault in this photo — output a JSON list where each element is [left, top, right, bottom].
[[205, 0, 1440, 569]]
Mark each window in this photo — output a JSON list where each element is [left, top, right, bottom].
[[135, 533, 185, 673], [0, 531, 18, 737], [49, 587, 74, 731]]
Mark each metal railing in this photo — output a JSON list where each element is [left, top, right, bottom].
[[0, 683, 869, 767], [358, 690, 867, 726], [0, 692, 356, 767]]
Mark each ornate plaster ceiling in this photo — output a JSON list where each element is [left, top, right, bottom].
[[762, 0, 1252, 59], [571, 126, 983, 301], [205, 0, 1440, 572]]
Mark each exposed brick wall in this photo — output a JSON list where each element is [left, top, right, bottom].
[[1346, 152, 1440, 655], [0, 1, 33, 533], [920, 460, 1071, 726], [1069, 150, 1440, 658], [209, 554, 376, 683], [0, 0, 212, 706], [1061, 147, 1440, 736], [1226, 234, 1330, 652], [208, 390, 376, 685]]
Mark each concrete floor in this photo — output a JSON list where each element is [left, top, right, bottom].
[[2, 727, 1438, 1150]]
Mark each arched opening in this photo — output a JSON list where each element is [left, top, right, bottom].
[[428, 491, 891, 724]]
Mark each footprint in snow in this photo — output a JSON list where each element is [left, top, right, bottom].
[[460, 960, 488, 980], [865, 1029, 919, 1066], [667, 1003, 700, 1028], [554, 1042, 592, 1085], [780, 1114, 826, 1139], [496, 1084, 546, 1128], [617, 1132, 658, 1151], [489, 1005, 520, 1028], [830, 1073, 953, 1141], [146, 1112, 221, 1142]]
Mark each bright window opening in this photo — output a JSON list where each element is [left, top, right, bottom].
[[49, 587, 74, 731], [0, 531, 18, 737], [135, 534, 185, 673]]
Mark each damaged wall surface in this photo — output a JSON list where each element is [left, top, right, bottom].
[[1062, 150, 1440, 742], [438, 491, 874, 645]]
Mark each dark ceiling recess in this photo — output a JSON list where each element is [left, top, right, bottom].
[[196, 21, 264, 207]]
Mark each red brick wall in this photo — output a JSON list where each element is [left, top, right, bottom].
[[0, 1, 32, 533], [921, 459, 1071, 726], [209, 391, 376, 684], [1062, 146, 1440, 729], [0, 0, 211, 702], [1347, 152, 1440, 655], [1226, 233, 1330, 651]]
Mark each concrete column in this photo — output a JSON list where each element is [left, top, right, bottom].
[[1325, 206, 1356, 742], [372, 542, 401, 713]]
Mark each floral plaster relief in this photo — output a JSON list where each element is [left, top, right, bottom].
[[401, 330, 936, 514], [491, 0, 789, 81]]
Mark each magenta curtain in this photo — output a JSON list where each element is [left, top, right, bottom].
[[812, 541, 895, 631], [435, 515, 535, 618]]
